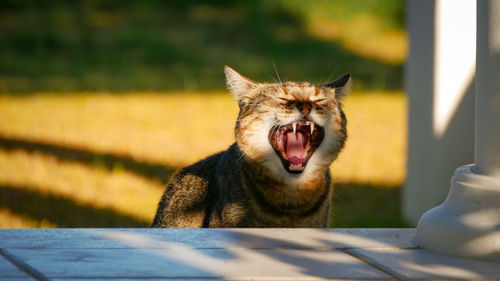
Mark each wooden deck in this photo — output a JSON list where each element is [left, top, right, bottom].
[[0, 228, 499, 280]]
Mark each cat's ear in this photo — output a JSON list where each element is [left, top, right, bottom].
[[224, 66, 257, 106], [324, 73, 351, 100]]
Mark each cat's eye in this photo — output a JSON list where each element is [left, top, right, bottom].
[[312, 99, 328, 110], [312, 98, 328, 104], [277, 97, 292, 105]]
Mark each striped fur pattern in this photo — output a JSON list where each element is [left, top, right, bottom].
[[152, 66, 350, 227]]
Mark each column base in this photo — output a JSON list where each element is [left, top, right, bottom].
[[416, 164, 500, 261]]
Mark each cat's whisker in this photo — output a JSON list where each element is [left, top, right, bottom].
[[319, 64, 340, 85], [273, 62, 283, 85], [271, 123, 281, 137], [278, 86, 286, 96], [270, 119, 287, 139]]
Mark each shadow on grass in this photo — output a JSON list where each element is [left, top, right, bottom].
[[330, 182, 407, 228], [0, 183, 148, 227], [0, 134, 176, 184]]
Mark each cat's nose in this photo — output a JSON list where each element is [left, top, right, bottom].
[[297, 103, 311, 115]]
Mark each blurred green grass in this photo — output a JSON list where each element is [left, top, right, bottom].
[[0, 0, 405, 93]]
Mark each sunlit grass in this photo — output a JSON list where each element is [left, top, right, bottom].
[[307, 12, 407, 64], [333, 92, 407, 185], [0, 91, 406, 228], [0, 208, 57, 228]]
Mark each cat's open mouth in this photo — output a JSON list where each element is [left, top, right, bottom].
[[268, 120, 325, 174]]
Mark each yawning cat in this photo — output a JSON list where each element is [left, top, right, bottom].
[[152, 66, 350, 227]]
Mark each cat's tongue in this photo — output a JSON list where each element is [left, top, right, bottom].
[[286, 131, 306, 170]]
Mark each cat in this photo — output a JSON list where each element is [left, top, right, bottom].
[[152, 66, 350, 227]]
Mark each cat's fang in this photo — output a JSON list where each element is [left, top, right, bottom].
[[293, 122, 297, 135], [310, 122, 314, 134]]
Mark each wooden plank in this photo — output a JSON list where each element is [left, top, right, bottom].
[[0, 253, 32, 279], [8, 248, 390, 279], [0, 228, 417, 249], [349, 248, 500, 280]]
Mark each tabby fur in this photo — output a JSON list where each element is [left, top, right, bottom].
[[152, 66, 350, 227]]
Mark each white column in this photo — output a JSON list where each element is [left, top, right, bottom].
[[416, 0, 500, 261], [475, 0, 500, 177], [404, 0, 475, 226]]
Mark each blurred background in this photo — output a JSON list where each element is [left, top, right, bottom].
[[0, 0, 407, 228]]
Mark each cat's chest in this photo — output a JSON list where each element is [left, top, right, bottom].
[[211, 184, 330, 228], [245, 203, 330, 227]]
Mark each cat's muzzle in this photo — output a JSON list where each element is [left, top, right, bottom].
[[268, 120, 324, 174]]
